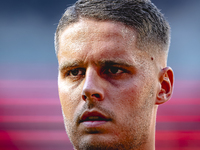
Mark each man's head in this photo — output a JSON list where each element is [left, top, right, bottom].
[[55, 0, 174, 150]]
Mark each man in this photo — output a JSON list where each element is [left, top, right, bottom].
[[55, 0, 174, 149]]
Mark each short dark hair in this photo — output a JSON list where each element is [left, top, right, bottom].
[[55, 0, 170, 55]]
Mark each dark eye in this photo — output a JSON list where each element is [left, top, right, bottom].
[[109, 67, 121, 74], [104, 67, 123, 75], [66, 68, 85, 77], [71, 69, 79, 76]]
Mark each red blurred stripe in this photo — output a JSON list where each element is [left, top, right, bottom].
[[0, 130, 69, 142], [166, 98, 200, 105], [0, 116, 63, 123], [0, 115, 199, 123], [156, 131, 200, 140], [157, 115, 200, 122], [0, 98, 60, 105], [0, 98, 199, 105], [0, 131, 199, 141]]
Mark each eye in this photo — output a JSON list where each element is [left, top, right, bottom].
[[104, 67, 124, 75], [66, 68, 85, 77], [109, 67, 123, 74], [70, 69, 80, 76]]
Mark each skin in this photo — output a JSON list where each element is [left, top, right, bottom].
[[57, 18, 174, 150]]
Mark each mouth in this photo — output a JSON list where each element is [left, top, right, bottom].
[[79, 110, 111, 127]]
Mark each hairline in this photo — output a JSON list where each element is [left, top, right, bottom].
[[55, 17, 168, 57]]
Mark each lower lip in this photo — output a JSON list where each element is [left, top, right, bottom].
[[82, 121, 107, 127]]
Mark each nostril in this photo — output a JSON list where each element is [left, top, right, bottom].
[[92, 94, 101, 98]]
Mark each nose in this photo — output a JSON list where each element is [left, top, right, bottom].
[[82, 68, 104, 101]]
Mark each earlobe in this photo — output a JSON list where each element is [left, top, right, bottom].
[[156, 67, 174, 105]]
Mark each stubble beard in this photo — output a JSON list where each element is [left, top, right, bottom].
[[62, 86, 155, 150], [62, 104, 153, 150], [63, 116, 150, 150]]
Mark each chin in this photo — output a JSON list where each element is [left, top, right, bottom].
[[71, 134, 117, 150], [71, 134, 145, 150]]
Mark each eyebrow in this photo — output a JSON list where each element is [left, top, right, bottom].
[[59, 59, 134, 71], [59, 60, 84, 72], [97, 59, 133, 68]]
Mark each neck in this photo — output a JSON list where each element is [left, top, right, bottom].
[[142, 105, 157, 150]]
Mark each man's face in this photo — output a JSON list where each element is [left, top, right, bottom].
[[57, 19, 160, 150]]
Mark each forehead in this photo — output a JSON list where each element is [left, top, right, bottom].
[[59, 19, 136, 44], [57, 19, 153, 67]]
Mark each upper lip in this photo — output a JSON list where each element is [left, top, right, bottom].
[[79, 110, 111, 123]]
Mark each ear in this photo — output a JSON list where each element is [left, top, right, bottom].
[[156, 67, 174, 105]]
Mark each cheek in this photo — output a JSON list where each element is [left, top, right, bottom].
[[58, 82, 82, 120], [112, 79, 155, 127], [110, 75, 155, 117], [115, 79, 146, 108]]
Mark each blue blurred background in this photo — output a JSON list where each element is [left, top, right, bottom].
[[0, 0, 200, 150]]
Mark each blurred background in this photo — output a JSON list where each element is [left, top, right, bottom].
[[0, 0, 199, 150]]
